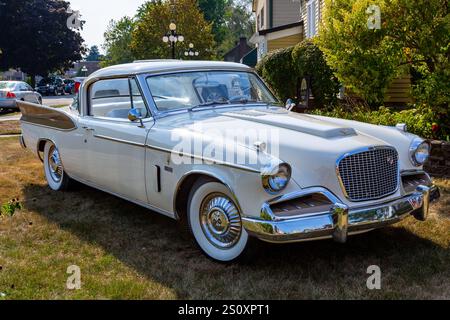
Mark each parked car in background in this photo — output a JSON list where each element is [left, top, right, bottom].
[[73, 77, 86, 94], [64, 79, 75, 94], [35, 77, 65, 96], [18, 61, 440, 262], [0, 81, 42, 111]]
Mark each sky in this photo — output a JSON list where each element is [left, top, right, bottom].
[[68, 0, 148, 51]]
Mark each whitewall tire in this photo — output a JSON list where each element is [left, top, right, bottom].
[[43, 142, 70, 191], [188, 180, 249, 262]]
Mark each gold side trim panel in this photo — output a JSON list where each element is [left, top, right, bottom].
[[18, 101, 77, 131]]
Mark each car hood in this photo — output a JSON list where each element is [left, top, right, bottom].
[[152, 106, 415, 204]]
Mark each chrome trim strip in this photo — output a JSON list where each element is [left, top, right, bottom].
[[335, 146, 400, 202], [242, 185, 440, 244], [145, 144, 261, 174], [93, 134, 146, 147]]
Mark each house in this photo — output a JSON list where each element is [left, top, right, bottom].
[[223, 37, 253, 64], [0, 69, 26, 81], [250, 0, 304, 60], [250, 0, 412, 105], [65, 61, 101, 78]]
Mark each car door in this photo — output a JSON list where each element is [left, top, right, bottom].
[[22, 83, 40, 103], [78, 77, 154, 204], [13, 83, 26, 101]]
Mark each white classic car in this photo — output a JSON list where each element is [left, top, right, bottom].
[[18, 60, 440, 262]]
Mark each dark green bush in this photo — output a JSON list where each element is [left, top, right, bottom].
[[255, 47, 297, 103], [292, 40, 340, 108], [310, 106, 449, 141]]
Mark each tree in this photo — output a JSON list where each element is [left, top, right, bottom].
[[316, 0, 449, 110], [101, 17, 136, 67], [0, 0, 86, 86], [85, 45, 102, 61], [198, 0, 228, 44], [131, 0, 215, 60], [218, 0, 255, 56]]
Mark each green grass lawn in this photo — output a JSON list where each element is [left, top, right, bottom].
[[0, 137, 449, 299], [0, 121, 21, 135]]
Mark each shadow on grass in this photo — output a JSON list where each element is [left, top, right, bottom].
[[22, 183, 450, 299]]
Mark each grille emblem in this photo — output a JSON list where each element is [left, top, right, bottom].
[[387, 156, 395, 165]]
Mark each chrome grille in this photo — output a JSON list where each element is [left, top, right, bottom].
[[338, 148, 399, 201]]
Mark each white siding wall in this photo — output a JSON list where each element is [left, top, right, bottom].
[[273, 0, 302, 27], [255, 0, 269, 31]]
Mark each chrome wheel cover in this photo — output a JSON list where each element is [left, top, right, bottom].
[[48, 146, 63, 183], [199, 193, 242, 249]]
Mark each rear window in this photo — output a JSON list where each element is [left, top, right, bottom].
[[0, 82, 16, 89]]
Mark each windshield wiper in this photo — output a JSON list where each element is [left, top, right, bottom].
[[229, 97, 275, 105], [188, 100, 230, 112]]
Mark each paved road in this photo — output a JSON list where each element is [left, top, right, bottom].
[[0, 95, 73, 122], [42, 95, 75, 107]]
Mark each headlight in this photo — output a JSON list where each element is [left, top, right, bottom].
[[409, 138, 430, 166], [262, 163, 292, 194]]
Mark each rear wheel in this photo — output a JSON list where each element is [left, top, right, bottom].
[[187, 180, 249, 262], [43, 142, 71, 191]]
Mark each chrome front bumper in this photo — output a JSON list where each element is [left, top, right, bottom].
[[242, 185, 440, 243]]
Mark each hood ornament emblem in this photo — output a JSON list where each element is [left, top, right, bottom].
[[254, 141, 267, 153]]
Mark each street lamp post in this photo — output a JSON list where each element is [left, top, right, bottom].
[[184, 43, 199, 59], [162, 23, 184, 59], [81, 66, 88, 77]]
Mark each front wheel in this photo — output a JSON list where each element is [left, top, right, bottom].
[[43, 142, 71, 191], [188, 180, 249, 262]]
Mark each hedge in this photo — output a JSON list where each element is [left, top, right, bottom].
[[255, 40, 340, 108], [291, 40, 340, 107], [255, 47, 297, 103]]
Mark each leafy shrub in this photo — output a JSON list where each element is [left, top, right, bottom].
[[310, 106, 449, 141], [292, 40, 340, 108], [255, 47, 297, 103], [316, 0, 449, 111]]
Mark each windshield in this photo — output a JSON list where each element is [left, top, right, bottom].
[[38, 78, 52, 86], [146, 71, 278, 112], [0, 82, 16, 90]]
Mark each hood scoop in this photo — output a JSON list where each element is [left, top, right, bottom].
[[223, 110, 357, 139]]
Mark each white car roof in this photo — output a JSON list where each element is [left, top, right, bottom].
[[86, 60, 252, 81]]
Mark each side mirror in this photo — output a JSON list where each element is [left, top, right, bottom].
[[285, 99, 296, 111], [128, 108, 145, 127]]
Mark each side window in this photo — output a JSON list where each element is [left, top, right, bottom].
[[70, 92, 81, 114], [89, 78, 148, 119]]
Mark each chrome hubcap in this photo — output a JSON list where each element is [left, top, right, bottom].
[[200, 193, 242, 249], [48, 146, 63, 183]]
